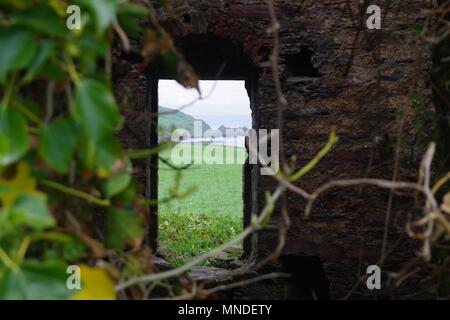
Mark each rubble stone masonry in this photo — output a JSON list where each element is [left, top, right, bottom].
[[115, 0, 437, 298]]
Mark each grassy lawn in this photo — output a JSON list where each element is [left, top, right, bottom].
[[158, 144, 246, 266]]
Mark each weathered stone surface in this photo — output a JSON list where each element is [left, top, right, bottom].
[[188, 267, 234, 282], [115, 0, 436, 299]]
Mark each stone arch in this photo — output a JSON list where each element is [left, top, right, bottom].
[[147, 30, 261, 257], [115, 0, 435, 299], [159, 6, 266, 65]]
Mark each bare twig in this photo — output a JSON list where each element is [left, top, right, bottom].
[[112, 18, 130, 52], [115, 186, 285, 292], [204, 272, 290, 296]]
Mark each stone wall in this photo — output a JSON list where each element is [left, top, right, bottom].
[[115, 0, 436, 299]]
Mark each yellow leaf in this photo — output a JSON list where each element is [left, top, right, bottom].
[[72, 265, 116, 300], [0, 162, 41, 207]]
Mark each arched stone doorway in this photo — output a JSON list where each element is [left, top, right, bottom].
[[145, 33, 260, 257], [115, 0, 435, 299]]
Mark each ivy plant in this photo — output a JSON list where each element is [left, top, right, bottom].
[[0, 0, 195, 299]]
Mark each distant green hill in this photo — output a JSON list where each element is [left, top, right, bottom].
[[159, 106, 211, 138]]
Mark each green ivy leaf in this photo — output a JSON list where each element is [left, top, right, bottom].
[[102, 158, 133, 198], [103, 172, 132, 198], [79, 34, 109, 57], [24, 40, 56, 82], [0, 28, 38, 83], [61, 236, 86, 262], [106, 207, 143, 250], [78, 137, 96, 171], [12, 5, 67, 37], [8, 194, 55, 231], [118, 3, 148, 16], [0, 260, 73, 300], [39, 117, 78, 174], [34, 61, 65, 81], [95, 138, 123, 177], [73, 79, 121, 143], [117, 3, 149, 37], [79, 135, 123, 177], [0, 107, 29, 166], [77, 0, 119, 34]]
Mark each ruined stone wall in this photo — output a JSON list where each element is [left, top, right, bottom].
[[254, 0, 434, 299], [115, 0, 436, 299]]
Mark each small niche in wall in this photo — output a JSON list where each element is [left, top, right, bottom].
[[182, 13, 191, 24], [280, 255, 330, 300], [284, 47, 321, 78]]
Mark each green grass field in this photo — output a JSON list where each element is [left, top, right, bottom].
[[158, 144, 246, 266]]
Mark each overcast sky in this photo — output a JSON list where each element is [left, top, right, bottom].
[[158, 80, 252, 128]]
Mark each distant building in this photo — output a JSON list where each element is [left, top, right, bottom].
[[218, 125, 227, 136]]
